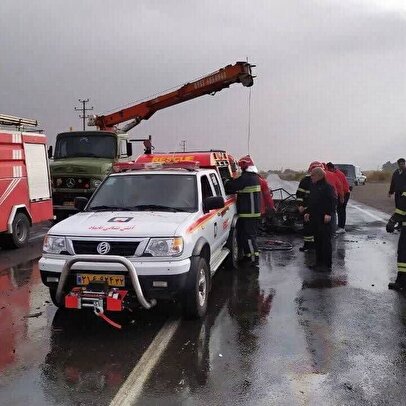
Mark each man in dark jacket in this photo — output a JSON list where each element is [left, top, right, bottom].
[[297, 173, 314, 252], [386, 188, 406, 290], [388, 158, 406, 208], [304, 167, 335, 271], [225, 155, 261, 267]]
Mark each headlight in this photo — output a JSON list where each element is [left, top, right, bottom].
[[43, 235, 67, 254], [91, 178, 102, 188], [144, 237, 183, 257]]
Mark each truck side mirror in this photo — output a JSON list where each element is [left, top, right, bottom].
[[126, 142, 133, 157], [48, 146, 53, 159], [203, 196, 225, 213], [74, 197, 88, 212]]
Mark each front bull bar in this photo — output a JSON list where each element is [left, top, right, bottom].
[[55, 255, 157, 310]]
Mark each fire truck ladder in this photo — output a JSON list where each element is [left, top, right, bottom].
[[0, 114, 38, 128]]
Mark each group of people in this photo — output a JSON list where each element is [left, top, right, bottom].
[[224, 154, 406, 287], [224, 155, 351, 271], [296, 161, 350, 271]]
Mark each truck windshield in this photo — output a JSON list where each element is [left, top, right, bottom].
[[54, 132, 117, 159], [88, 174, 198, 212]]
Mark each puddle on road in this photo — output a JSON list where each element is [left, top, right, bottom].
[[0, 259, 168, 406], [302, 278, 347, 290], [0, 259, 51, 374]]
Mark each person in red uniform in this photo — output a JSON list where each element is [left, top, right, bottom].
[[327, 162, 350, 233], [324, 163, 343, 233], [258, 174, 275, 215]]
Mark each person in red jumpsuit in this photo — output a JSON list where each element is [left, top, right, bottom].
[[327, 162, 350, 233]]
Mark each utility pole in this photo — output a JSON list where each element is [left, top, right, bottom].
[[74, 99, 93, 131], [180, 140, 186, 152]]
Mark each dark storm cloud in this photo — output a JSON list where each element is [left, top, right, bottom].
[[1, 0, 405, 170]]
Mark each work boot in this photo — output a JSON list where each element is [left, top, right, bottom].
[[388, 272, 406, 291], [239, 255, 251, 264], [388, 282, 403, 291], [314, 264, 332, 272]]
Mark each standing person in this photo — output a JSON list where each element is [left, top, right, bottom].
[[323, 163, 343, 234], [388, 158, 406, 209], [296, 171, 314, 252], [386, 188, 406, 290], [225, 155, 261, 267], [304, 167, 335, 271], [327, 162, 350, 233], [254, 170, 275, 221]]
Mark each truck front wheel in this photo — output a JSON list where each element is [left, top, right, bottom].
[[182, 257, 209, 319], [3, 212, 30, 249], [225, 226, 239, 269]]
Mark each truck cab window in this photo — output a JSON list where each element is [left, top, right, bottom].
[[200, 176, 214, 200], [210, 173, 222, 196]]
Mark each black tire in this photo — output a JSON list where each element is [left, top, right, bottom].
[[182, 257, 209, 319], [225, 226, 239, 269], [49, 288, 64, 309], [3, 212, 30, 249]]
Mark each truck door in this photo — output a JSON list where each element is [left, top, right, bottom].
[[200, 175, 222, 255], [209, 173, 232, 248]]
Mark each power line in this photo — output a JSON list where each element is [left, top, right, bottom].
[[74, 98, 94, 131], [247, 86, 252, 154]]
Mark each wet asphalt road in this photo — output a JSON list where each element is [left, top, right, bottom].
[[1, 202, 406, 405]]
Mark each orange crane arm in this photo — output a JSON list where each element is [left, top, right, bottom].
[[92, 61, 254, 131]]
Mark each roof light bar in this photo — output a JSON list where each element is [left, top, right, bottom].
[[113, 161, 200, 173]]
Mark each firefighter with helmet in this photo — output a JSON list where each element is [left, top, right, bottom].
[[225, 155, 262, 267], [296, 162, 319, 252], [386, 187, 406, 290]]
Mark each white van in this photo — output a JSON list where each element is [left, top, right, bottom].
[[334, 164, 367, 187]]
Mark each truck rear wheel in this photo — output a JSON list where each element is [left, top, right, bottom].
[[182, 257, 209, 319], [3, 212, 30, 249]]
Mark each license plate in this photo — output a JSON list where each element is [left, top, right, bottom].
[[63, 201, 74, 207], [76, 273, 125, 287]]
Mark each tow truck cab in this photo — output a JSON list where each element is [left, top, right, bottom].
[[49, 131, 133, 220], [39, 158, 239, 319]]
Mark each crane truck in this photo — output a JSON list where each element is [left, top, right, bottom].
[[49, 62, 254, 221]]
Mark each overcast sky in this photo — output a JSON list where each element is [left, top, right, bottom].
[[1, 0, 405, 170]]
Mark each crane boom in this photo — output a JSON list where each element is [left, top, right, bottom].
[[90, 61, 254, 132]]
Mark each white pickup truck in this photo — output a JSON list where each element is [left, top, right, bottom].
[[39, 165, 238, 319]]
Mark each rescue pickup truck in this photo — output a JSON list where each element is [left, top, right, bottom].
[[39, 157, 239, 320]]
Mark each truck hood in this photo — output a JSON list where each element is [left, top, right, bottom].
[[49, 211, 194, 238], [50, 157, 113, 176]]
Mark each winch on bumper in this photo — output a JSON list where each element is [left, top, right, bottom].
[[39, 254, 191, 311]]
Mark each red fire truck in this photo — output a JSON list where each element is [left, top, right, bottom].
[[0, 114, 53, 248]]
